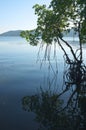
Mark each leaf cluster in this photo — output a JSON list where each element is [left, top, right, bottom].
[[21, 0, 86, 44]]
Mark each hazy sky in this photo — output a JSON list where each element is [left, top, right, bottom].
[[0, 0, 51, 34]]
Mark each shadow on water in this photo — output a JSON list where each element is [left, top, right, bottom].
[[22, 59, 86, 130]]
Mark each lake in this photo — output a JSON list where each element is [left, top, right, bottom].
[[0, 36, 86, 130]]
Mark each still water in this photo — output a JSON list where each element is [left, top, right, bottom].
[[0, 36, 86, 130]]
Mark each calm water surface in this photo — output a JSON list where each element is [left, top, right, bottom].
[[0, 36, 86, 130]]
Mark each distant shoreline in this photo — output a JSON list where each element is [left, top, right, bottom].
[[0, 30, 22, 37], [0, 29, 78, 37]]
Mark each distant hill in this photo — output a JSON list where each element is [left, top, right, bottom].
[[63, 29, 78, 37], [0, 30, 22, 36], [0, 29, 78, 37]]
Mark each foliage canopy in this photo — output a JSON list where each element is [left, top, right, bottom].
[[21, 0, 86, 45]]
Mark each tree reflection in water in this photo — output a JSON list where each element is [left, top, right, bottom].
[[22, 59, 86, 130]]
